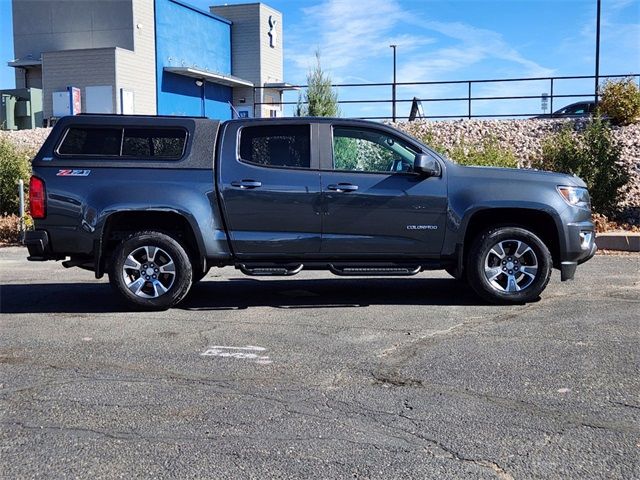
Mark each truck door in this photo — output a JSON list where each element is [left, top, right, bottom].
[[319, 124, 447, 256], [217, 122, 322, 257]]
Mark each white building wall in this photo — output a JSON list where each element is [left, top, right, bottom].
[[211, 3, 284, 117], [115, 0, 157, 114]]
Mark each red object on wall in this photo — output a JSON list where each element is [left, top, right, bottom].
[[70, 87, 82, 115]]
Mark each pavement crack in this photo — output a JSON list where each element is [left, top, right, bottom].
[[3, 420, 143, 442], [391, 412, 514, 479], [609, 400, 640, 410]]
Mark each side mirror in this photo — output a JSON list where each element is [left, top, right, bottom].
[[414, 153, 441, 177]]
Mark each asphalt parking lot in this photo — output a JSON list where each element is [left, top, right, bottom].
[[1, 246, 639, 479]]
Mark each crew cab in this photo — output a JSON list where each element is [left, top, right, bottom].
[[25, 115, 597, 309]]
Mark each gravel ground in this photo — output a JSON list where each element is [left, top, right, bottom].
[[1, 247, 639, 479]]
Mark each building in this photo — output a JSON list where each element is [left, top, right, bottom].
[[7, 0, 291, 125]]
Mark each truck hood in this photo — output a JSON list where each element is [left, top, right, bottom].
[[448, 163, 587, 188]]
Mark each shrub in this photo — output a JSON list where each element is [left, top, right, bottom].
[[418, 129, 447, 156], [0, 214, 21, 244], [419, 133, 518, 168], [0, 137, 33, 215], [451, 137, 518, 168], [534, 117, 628, 216], [598, 77, 640, 126]]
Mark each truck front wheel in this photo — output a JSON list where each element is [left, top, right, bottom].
[[467, 226, 552, 304], [109, 231, 193, 310]]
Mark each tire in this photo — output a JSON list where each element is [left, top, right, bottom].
[[109, 231, 193, 310], [466, 226, 552, 304]]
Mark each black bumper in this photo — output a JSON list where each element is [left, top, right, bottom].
[[24, 230, 64, 261], [560, 240, 597, 281]]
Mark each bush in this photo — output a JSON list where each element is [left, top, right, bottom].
[[450, 137, 518, 168], [534, 117, 629, 216], [419, 132, 517, 168], [598, 77, 640, 126], [0, 137, 33, 215], [0, 214, 21, 244]]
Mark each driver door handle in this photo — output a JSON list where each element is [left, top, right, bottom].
[[327, 183, 358, 192], [231, 180, 262, 189]]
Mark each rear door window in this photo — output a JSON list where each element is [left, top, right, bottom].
[[239, 125, 311, 169]]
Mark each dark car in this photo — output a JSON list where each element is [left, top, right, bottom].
[[535, 101, 596, 119]]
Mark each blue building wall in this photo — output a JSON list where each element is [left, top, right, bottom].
[[154, 0, 232, 119]]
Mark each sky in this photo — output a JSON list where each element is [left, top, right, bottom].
[[1, 0, 639, 118]]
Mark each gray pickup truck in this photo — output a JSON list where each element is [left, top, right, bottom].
[[25, 115, 596, 309]]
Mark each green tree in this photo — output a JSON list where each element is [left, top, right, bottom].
[[295, 51, 339, 117]]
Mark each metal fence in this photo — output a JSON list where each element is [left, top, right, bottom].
[[253, 73, 640, 121]]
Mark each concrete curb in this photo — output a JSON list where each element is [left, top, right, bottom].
[[596, 232, 640, 252]]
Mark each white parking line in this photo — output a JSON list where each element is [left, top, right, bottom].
[[201, 345, 272, 364]]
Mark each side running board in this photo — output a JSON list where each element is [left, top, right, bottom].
[[329, 265, 422, 276], [238, 264, 304, 276]]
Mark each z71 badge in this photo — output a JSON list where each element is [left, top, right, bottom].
[[56, 169, 91, 177]]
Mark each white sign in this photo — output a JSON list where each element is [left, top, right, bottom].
[[541, 92, 549, 113], [120, 89, 134, 115]]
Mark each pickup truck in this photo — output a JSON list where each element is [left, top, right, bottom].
[[25, 115, 597, 310]]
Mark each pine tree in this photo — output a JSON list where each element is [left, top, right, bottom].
[[295, 51, 339, 117]]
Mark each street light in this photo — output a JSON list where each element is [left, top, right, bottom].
[[595, 0, 601, 105], [390, 45, 397, 122]]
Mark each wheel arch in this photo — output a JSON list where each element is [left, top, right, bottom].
[[462, 208, 561, 269], [97, 210, 205, 278]]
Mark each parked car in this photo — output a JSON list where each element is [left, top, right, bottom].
[[535, 100, 596, 118], [25, 115, 596, 309]]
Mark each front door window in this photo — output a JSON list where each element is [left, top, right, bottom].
[[333, 127, 418, 173]]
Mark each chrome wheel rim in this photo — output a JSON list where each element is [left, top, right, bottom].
[[122, 245, 176, 299], [483, 239, 538, 294]]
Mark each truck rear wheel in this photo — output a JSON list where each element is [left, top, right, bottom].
[[467, 226, 552, 304], [109, 231, 193, 310]]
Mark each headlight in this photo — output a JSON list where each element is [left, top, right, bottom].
[[557, 186, 591, 210]]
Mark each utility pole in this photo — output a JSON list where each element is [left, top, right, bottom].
[[390, 44, 397, 122], [595, 0, 601, 105]]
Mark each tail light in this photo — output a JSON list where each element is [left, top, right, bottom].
[[29, 176, 46, 219]]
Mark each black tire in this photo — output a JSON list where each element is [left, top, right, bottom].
[[109, 231, 193, 310], [466, 226, 552, 304]]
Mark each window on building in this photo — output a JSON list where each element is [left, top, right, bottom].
[[332, 127, 418, 173], [239, 125, 310, 168]]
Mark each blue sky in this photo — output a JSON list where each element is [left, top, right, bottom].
[[2, 0, 639, 118]]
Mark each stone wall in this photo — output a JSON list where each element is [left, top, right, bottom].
[[0, 128, 51, 153]]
